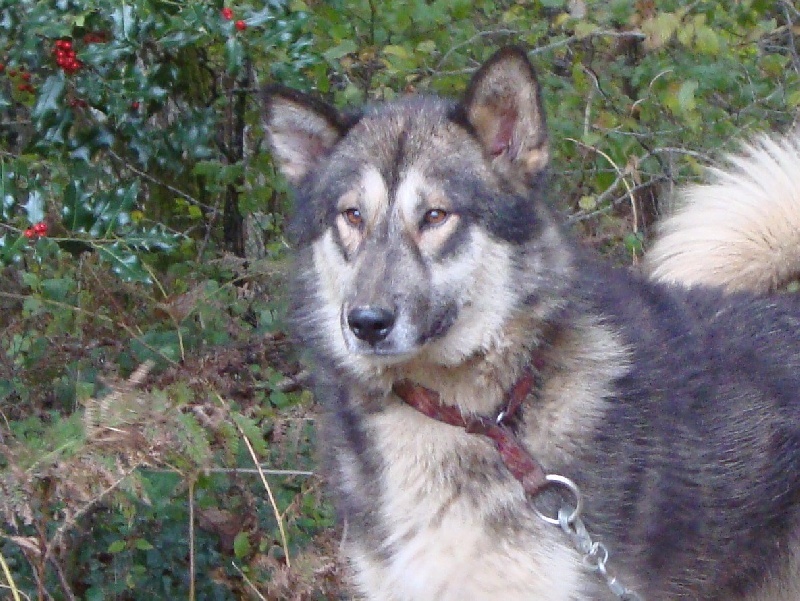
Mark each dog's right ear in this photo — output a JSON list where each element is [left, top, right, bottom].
[[460, 47, 549, 189], [263, 86, 348, 184]]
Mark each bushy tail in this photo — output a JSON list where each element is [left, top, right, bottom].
[[644, 132, 800, 293]]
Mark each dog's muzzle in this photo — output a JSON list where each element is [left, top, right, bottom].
[[347, 305, 396, 346]]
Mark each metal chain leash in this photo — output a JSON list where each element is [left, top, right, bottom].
[[533, 475, 644, 601]]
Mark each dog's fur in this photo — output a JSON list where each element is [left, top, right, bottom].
[[645, 133, 800, 292], [264, 47, 800, 600]]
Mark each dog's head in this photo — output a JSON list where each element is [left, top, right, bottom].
[[264, 47, 570, 378]]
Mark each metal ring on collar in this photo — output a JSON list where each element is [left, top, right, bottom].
[[533, 474, 583, 526]]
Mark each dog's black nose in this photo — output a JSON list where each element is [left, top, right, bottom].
[[347, 306, 396, 345]]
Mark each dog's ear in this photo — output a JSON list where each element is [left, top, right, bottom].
[[461, 47, 549, 186], [263, 86, 347, 184]]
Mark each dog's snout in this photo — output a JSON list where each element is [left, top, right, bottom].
[[348, 306, 396, 345]]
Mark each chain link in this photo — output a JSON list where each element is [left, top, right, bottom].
[[533, 474, 644, 601], [557, 508, 643, 601]]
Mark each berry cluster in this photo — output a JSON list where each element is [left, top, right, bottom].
[[53, 39, 82, 74], [24, 222, 48, 239], [1, 63, 35, 94], [220, 7, 247, 30], [83, 31, 108, 44]]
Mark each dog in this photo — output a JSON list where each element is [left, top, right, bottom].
[[264, 47, 800, 600]]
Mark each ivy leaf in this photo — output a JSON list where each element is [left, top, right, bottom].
[[642, 12, 680, 49], [323, 39, 357, 61], [233, 531, 251, 559], [677, 80, 699, 113], [134, 538, 154, 551], [383, 45, 410, 59], [694, 25, 720, 55]]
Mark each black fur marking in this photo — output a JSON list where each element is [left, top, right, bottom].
[[448, 174, 545, 244], [287, 163, 362, 247]]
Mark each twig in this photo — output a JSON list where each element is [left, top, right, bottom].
[[142, 467, 314, 477], [567, 178, 670, 224], [106, 149, 216, 213], [434, 29, 520, 71], [232, 562, 268, 601], [565, 137, 638, 232], [0, 549, 23, 601], [189, 480, 196, 601], [48, 556, 76, 601], [216, 394, 292, 569]]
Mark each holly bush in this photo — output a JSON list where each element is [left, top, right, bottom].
[[1, 1, 336, 599], [0, 0, 798, 599]]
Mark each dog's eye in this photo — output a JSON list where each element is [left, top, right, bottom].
[[342, 208, 363, 227], [422, 209, 448, 227]]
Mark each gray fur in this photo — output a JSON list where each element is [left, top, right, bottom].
[[264, 47, 800, 600]]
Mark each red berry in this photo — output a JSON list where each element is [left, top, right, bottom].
[[221, 7, 234, 20], [24, 228, 35, 239], [33, 222, 48, 236], [21, 72, 30, 81], [0, 63, 4, 73], [131, 101, 140, 110], [62, 40, 72, 50], [8, 69, 16, 77], [17, 83, 27, 91], [235, 19, 246, 31]]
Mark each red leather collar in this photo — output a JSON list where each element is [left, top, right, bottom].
[[392, 366, 549, 496]]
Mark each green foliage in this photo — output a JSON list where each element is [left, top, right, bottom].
[[1, 0, 313, 279], [0, 0, 797, 598]]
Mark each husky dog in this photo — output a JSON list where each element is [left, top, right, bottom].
[[264, 47, 800, 600]]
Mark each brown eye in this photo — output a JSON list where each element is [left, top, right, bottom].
[[343, 208, 363, 227], [422, 209, 448, 226]]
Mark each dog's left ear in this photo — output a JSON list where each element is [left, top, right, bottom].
[[263, 86, 350, 184], [461, 47, 549, 187]]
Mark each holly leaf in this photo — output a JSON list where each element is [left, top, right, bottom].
[[95, 241, 152, 283], [32, 74, 65, 120], [225, 36, 244, 74]]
